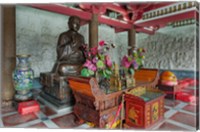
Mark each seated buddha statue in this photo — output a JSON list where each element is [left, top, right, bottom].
[[52, 16, 86, 76], [40, 16, 86, 106]]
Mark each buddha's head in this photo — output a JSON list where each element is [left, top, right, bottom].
[[68, 16, 81, 31]]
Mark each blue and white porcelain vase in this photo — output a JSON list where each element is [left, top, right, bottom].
[[12, 54, 34, 101]]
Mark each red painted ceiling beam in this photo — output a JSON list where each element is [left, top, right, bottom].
[[128, 2, 175, 12], [135, 10, 198, 27], [79, 3, 106, 14], [114, 26, 155, 35], [29, 4, 133, 30], [114, 28, 128, 33], [79, 3, 92, 10], [127, 2, 176, 21], [80, 3, 131, 22], [143, 2, 176, 12], [104, 3, 127, 15], [99, 15, 132, 29], [80, 3, 128, 15], [104, 4, 131, 22], [28, 4, 165, 35], [29, 4, 92, 21], [115, 27, 155, 35]]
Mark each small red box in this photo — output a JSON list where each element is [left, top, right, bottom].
[[18, 100, 40, 115]]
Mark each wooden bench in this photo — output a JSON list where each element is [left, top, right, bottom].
[[67, 68, 160, 128]]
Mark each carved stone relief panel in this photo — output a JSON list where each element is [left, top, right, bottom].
[[136, 25, 196, 70]]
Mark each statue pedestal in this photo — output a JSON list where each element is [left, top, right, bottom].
[[37, 94, 73, 113], [39, 72, 75, 110], [39, 92, 74, 110]]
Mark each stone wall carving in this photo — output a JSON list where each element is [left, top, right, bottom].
[[136, 25, 196, 71]]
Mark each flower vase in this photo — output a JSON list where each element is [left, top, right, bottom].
[[12, 54, 34, 102]]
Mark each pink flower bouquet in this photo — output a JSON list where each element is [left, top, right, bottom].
[[121, 48, 145, 75], [81, 41, 114, 79]]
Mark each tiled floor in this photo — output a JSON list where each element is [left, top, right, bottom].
[[0, 87, 198, 130]]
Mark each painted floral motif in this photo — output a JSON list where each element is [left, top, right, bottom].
[[13, 69, 34, 91], [12, 55, 34, 91]]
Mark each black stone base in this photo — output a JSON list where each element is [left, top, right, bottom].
[[40, 92, 75, 109]]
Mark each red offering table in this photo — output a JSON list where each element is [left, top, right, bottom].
[[68, 69, 160, 128]]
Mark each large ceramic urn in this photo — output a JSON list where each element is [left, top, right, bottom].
[[12, 54, 34, 102]]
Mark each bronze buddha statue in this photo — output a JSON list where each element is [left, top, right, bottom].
[[40, 16, 86, 107], [52, 16, 86, 76]]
